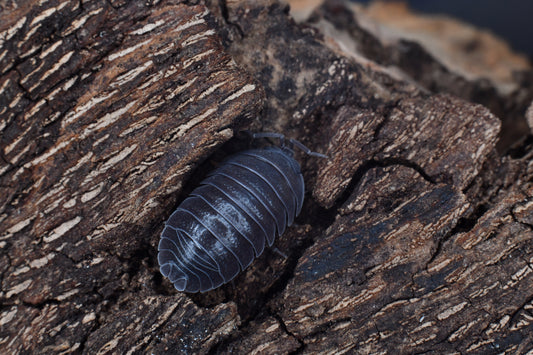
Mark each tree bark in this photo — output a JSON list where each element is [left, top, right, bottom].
[[1, 0, 532, 354]]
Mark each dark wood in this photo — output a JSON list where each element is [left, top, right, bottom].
[[1, 0, 532, 353]]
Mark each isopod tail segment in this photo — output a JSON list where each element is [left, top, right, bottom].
[[159, 259, 189, 291], [241, 131, 328, 159]]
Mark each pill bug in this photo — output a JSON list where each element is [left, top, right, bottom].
[[158, 132, 325, 292]]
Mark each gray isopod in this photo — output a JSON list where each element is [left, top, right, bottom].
[[157, 133, 325, 292]]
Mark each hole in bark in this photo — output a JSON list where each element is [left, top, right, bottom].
[[453, 203, 488, 234], [507, 135, 533, 159]]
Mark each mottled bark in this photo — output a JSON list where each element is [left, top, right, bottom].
[[0, 1, 262, 353], [1, 0, 532, 354]]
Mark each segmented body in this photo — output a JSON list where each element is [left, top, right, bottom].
[[158, 146, 304, 292]]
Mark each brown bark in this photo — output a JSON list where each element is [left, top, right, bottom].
[[1, 0, 532, 353]]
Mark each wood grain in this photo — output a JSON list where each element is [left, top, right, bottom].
[[1, 0, 532, 353], [1, 2, 262, 353]]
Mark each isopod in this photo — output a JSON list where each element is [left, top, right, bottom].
[[157, 132, 325, 292]]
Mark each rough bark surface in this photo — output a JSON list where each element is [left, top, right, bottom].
[[1, 0, 532, 354]]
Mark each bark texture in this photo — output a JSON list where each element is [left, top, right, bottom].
[[1, 0, 532, 353]]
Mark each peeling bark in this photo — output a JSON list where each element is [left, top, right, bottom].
[[1, 0, 532, 354]]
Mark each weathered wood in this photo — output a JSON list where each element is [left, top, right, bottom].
[[314, 94, 499, 207], [276, 163, 533, 353], [1, 0, 532, 353], [1, 1, 262, 353], [85, 295, 239, 354]]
